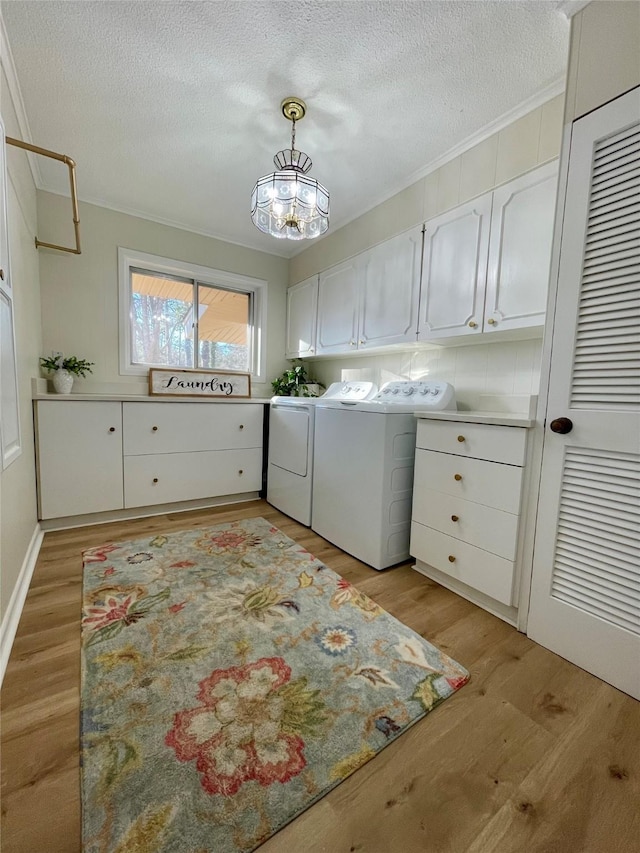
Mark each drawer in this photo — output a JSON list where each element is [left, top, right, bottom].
[[414, 449, 523, 514], [124, 448, 262, 508], [416, 420, 527, 466], [410, 521, 515, 605], [123, 403, 263, 455], [412, 487, 519, 560]]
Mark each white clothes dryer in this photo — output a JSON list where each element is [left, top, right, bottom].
[[267, 381, 377, 525], [312, 380, 456, 569]]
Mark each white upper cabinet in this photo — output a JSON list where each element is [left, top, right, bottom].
[[359, 227, 422, 348], [286, 275, 318, 358], [418, 161, 558, 342], [418, 194, 493, 340], [484, 160, 558, 333], [316, 226, 422, 355], [316, 257, 363, 354]]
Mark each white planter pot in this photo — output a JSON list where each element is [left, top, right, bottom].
[[52, 369, 74, 394]]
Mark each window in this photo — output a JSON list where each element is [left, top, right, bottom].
[[119, 249, 267, 380]]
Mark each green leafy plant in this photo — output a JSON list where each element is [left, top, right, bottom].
[[40, 353, 95, 377], [271, 360, 323, 397]]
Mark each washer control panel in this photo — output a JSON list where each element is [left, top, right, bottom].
[[375, 380, 456, 409], [322, 381, 378, 401]]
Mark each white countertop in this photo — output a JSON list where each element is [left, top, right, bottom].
[[33, 394, 271, 404], [415, 410, 535, 427]]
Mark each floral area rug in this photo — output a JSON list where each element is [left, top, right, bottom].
[[81, 517, 469, 852]]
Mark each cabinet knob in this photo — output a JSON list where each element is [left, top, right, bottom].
[[359, 339, 365, 345], [238, 469, 244, 475], [310, 347, 315, 353], [108, 427, 115, 432], [468, 321, 477, 328], [239, 424, 244, 430], [349, 340, 356, 347], [457, 435, 465, 443], [487, 317, 497, 325], [152, 477, 158, 484], [152, 425, 158, 431], [451, 515, 459, 522], [454, 473, 463, 481], [448, 555, 456, 563]]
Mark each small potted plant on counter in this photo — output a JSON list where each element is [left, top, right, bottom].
[[271, 360, 324, 397], [40, 353, 94, 395]]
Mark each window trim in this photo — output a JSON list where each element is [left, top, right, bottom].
[[118, 247, 267, 382]]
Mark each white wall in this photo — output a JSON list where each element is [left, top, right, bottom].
[[308, 340, 542, 412], [0, 62, 42, 625], [564, 0, 640, 123], [36, 192, 290, 398]]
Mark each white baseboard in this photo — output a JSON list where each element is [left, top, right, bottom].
[[0, 524, 44, 687]]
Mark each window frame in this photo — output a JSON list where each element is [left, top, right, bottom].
[[118, 247, 267, 382]]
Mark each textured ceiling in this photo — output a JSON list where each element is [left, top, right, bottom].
[[1, 1, 569, 258]]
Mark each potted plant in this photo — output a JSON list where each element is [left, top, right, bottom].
[[40, 353, 94, 395], [271, 360, 323, 397]]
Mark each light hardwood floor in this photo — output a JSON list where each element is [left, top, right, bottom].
[[2, 499, 639, 852]]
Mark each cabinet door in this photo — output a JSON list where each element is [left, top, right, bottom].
[[484, 161, 558, 332], [418, 193, 493, 340], [316, 258, 361, 354], [359, 227, 421, 348], [285, 276, 318, 358], [36, 401, 124, 518]]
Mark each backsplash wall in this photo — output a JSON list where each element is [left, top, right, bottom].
[[307, 338, 543, 411]]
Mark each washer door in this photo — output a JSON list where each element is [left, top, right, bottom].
[[269, 405, 311, 476]]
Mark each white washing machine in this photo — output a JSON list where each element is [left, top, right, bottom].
[[267, 381, 377, 525], [312, 379, 456, 569]]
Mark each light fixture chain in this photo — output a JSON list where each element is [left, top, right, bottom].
[[291, 115, 296, 152]]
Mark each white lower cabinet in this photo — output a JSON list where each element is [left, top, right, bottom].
[[410, 418, 528, 613], [35, 401, 124, 519], [35, 400, 264, 520]]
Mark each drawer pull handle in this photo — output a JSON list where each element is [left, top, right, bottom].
[[448, 555, 456, 563], [0, 269, 4, 281], [108, 427, 115, 433], [468, 320, 477, 328], [152, 425, 158, 431], [457, 435, 465, 442], [239, 424, 244, 430], [454, 473, 463, 481], [238, 469, 244, 475], [451, 515, 459, 522], [152, 477, 159, 484]]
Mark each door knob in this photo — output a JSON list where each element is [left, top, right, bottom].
[[550, 417, 573, 434]]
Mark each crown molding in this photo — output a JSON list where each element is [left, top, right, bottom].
[[556, 1, 591, 19], [0, 12, 42, 188]]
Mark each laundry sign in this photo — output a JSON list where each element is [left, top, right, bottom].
[[148, 368, 251, 398]]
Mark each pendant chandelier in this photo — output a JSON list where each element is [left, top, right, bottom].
[[251, 97, 330, 241]]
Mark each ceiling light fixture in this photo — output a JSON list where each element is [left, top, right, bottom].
[[251, 97, 329, 241]]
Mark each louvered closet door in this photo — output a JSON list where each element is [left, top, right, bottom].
[[528, 87, 640, 700]]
